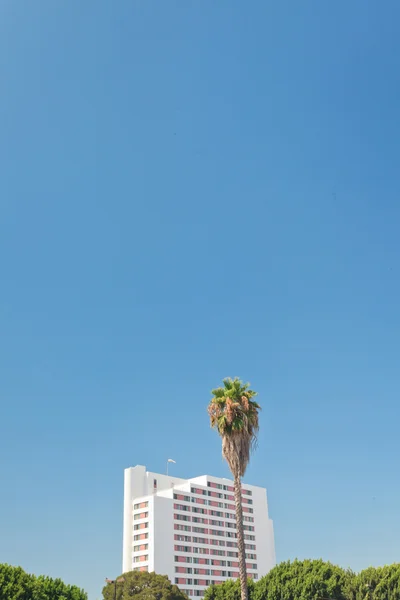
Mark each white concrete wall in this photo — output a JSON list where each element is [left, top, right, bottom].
[[153, 494, 174, 579], [122, 467, 135, 573], [123, 465, 149, 573], [248, 483, 276, 577]]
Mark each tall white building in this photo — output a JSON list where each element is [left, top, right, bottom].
[[122, 465, 275, 598]]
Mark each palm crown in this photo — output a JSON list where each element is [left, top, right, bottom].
[[208, 377, 260, 477]]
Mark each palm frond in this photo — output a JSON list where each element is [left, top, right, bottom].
[[208, 377, 261, 478]]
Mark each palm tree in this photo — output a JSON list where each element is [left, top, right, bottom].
[[208, 377, 261, 600]]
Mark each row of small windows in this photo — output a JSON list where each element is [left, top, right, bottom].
[[188, 488, 252, 501], [206, 483, 252, 495], [175, 554, 257, 573], [175, 527, 253, 540], [175, 503, 238, 512], [175, 565, 257, 573], [175, 540, 241, 548], [175, 498, 252, 510], [175, 557, 243, 566], [175, 576, 246, 586], [176, 576, 258, 587], [175, 507, 254, 517], [176, 515, 254, 526], [175, 579, 209, 586], [175, 513, 243, 523], [174, 546, 256, 555], [174, 551, 256, 561]]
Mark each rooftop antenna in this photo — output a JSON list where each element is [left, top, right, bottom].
[[167, 458, 176, 476]]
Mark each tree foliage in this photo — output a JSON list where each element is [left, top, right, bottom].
[[0, 564, 87, 600], [347, 565, 400, 600], [102, 571, 189, 600], [253, 560, 352, 600], [208, 377, 260, 477], [204, 578, 256, 600], [203, 561, 400, 600]]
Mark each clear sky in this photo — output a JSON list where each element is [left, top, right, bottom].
[[1, 1, 400, 598]]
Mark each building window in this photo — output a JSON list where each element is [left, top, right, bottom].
[[192, 516, 208, 524], [174, 504, 190, 512], [133, 501, 149, 510], [174, 534, 191, 542], [209, 510, 223, 517], [175, 567, 193, 574], [243, 516, 254, 523], [192, 507, 207, 514], [133, 555, 148, 563], [134, 512, 148, 520], [133, 544, 148, 552], [210, 549, 226, 557], [174, 556, 193, 563], [174, 545, 192, 553], [174, 493, 191, 502], [175, 513, 191, 522], [175, 524, 191, 532]]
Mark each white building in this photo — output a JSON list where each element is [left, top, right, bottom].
[[122, 465, 275, 598]]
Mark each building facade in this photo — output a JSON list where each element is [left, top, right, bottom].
[[123, 465, 275, 598]]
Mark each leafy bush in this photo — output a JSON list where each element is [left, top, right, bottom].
[[253, 559, 352, 600], [102, 571, 189, 600], [0, 564, 87, 600], [348, 564, 400, 600], [204, 578, 256, 600]]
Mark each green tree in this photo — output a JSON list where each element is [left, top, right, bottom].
[[0, 564, 34, 600], [0, 564, 87, 600], [204, 578, 256, 600], [208, 377, 261, 600], [348, 565, 400, 600], [253, 559, 352, 600], [102, 571, 188, 600]]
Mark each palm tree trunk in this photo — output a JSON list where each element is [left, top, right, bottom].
[[234, 472, 248, 600]]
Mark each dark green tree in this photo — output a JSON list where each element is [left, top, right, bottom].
[[102, 571, 188, 600], [253, 559, 352, 600], [0, 564, 87, 600], [348, 565, 400, 600], [0, 564, 34, 600], [204, 578, 256, 600]]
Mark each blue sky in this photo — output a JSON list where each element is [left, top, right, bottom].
[[1, 0, 400, 598]]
